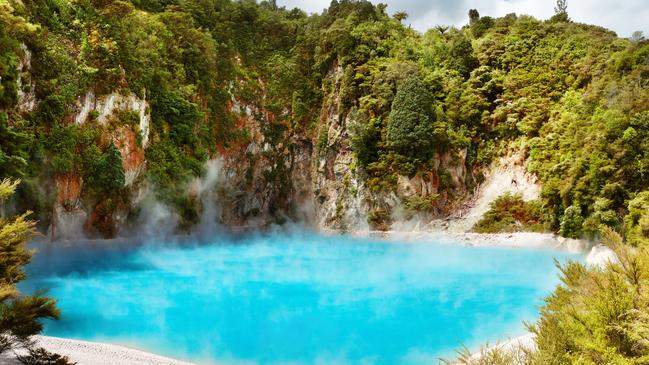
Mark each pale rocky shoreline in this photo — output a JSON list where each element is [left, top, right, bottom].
[[362, 230, 589, 251], [0, 336, 196, 365]]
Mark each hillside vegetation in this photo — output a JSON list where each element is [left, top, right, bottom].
[[0, 0, 647, 242]]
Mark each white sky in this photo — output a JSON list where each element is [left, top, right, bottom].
[[275, 0, 648, 38]]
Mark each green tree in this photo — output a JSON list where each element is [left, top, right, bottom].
[[0, 179, 58, 353], [100, 143, 125, 196], [625, 191, 649, 246], [0, 113, 31, 179], [387, 76, 437, 160], [559, 205, 583, 238], [554, 0, 567, 15], [393, 11, 408, 23], [552, 0, 569, 22], [468, 9, 479, 25]]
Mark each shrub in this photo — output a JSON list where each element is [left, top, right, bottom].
[[559, 205, 583, 238], [473, 193, 547, 233], [17, 347, 76, 365], [455, 227, 649, 364], [100, 143, 125, 196], [444, 343, 531, 365], [367, 207, 390, 230], [625, 191, 649, 246], [401, 194, 439, 219], [316, 126, 328, 154], [348, 112, 381, 168], [529, 227, 649, 364], [82, 142, 125, 198]]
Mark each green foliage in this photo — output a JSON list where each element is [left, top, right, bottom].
[[473, 193, 547, 233], [387, 75, 437, 160], [454, 227, 649, 364], [471, 16, 495, 38], [85, 143, 124, 197], [528, 227, 649, 364], [401, 193, 439, 219], [559, 205, 583, 239], [145, 140, 202, 229], [367, 207, 390, 229], [551, 0, 569, 22], [0, 113, 32, 179], [625, 191, 649, 246], [17, 347, 77, 365], [316, 126, 328, 154], [0, 179, 59, 354], [444, 343, 531, 365], [0, 2, 38, 109], [47, 122, 78, 175], [468, 9, 480, 25]]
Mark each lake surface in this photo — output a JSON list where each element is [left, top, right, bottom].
[[21, 231, 579, 365]]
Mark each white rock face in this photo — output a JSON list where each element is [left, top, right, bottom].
[[75, 90, 151, 147], [16, 43, 37, 113], [446, 151, 541, 232], [51, 204, 88, 241], [586, 245, 619, 268], [75, 91, 95, 125], [124, 167, 141, 187]]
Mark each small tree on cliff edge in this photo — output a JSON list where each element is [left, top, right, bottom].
[[387, 75, 437, 161], [468, 9, 480, 25], [552, 0, 569, 22], [0, 179, 58, 353], [101, 142, 125, 196]]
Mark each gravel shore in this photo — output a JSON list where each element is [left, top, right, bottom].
[[347, 230, 591, 252], [0, 336, 196, 365]]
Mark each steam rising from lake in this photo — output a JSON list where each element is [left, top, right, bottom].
[[22, 231, 579, 365]]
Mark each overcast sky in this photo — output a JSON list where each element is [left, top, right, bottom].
[[275, 0, 648, 38]]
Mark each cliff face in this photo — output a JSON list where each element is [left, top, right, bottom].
[[12, 46, 478, 239], [217, 97, 314, 228], [50, 90, 151, 239], [312, 65, 370, 231], [312, 66, 473, 232]]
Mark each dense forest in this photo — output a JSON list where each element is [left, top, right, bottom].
[[0, 0, 647, 242]]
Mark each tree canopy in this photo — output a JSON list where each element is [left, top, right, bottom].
[[387, 76, 437, 160]]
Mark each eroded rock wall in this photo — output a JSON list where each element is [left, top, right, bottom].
[[49, 90, 151, 239], [11, 46, 514, 238], [312, 67, 473, 232]]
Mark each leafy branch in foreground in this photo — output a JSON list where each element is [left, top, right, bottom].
[[0, 179, 59, 354], [527, 225, 649, 364], [17, 347, 76, 365]]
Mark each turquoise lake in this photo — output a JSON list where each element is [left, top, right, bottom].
[[21, 231, 580, 365]]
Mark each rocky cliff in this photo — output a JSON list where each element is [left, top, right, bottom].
[[9, 46, 506, 239]]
